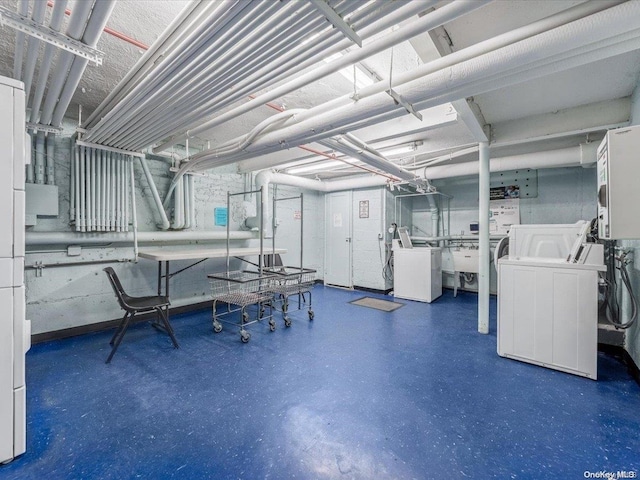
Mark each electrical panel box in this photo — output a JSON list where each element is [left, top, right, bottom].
[[597, 125, 640, 240]]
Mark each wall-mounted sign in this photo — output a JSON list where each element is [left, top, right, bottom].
[[294, 210, 302, 220], [359, 200, 369, 218], [490, 185, 520, 200], [214, 207, 227, 226]]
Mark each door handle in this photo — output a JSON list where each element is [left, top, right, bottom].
[[346, 237, 351, 243]]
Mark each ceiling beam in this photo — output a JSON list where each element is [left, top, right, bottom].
[[491, 97, 631, 147]]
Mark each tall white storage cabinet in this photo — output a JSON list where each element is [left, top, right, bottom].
[[393, 247, 442, 303], [0, 76, 29, 464]]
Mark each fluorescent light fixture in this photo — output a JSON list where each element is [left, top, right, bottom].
[[382, 144, 418, 156], [287, 160, 346, 175]]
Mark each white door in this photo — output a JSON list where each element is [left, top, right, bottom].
[[325, 191, 352, 287]]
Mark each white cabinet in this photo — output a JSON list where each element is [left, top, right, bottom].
[[0, 76, 27, 464], [393, 247, 442, 303], [497, 259, 602, 379]]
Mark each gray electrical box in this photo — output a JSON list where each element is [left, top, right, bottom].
[[597, 125, 640, 240], [25, 183, 58, 226]]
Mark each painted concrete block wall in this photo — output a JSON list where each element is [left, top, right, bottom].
[[351, 188, 387, 291], [25, 131, 324, 334], [268, 185, 324, 274]]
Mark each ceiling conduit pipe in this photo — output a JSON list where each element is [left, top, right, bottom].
[[215, 1, 640, 162], [30, 0, 68, 123], [90, 0, 428, 149], [25, 132, 34, 183], [421, 143, 598, 180], [120, 4, 331, 150], [22, 0, 47, 102], [46, 133, 55, 185], [25, 230, 256, 246], [153, 0, 489, 152], [183, 175, 191, 230], [138, 157, 170, 230], [172, 176, 184, 230], [113, 0, 289, 149], [241, 0, 630, 141], [12, 0, 29, 80], [86, 0, 245, 144], [160, 3, 633, 178], [34, 131, 45, 184], [245, 170, 388, 231], [108, 1, 327, 150], [39, 0, 95, 126], [81, 0, 204, 127], [51, 0, 117, 127], [321, 134, 430, 190]]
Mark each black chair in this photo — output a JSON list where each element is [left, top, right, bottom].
[[103, 267, 179, 363]]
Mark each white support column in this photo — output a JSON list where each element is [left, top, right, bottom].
[[478, 141, 490, 334]]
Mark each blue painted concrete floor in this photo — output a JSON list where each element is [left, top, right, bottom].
[[2, 286, 640, 479]]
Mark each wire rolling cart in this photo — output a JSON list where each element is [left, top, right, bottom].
[[208, 187, 276, 343], [265, 192, 316, 326]]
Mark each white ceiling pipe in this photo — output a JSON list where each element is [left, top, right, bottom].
[[258, 0, 629, 135], [125, 156, 130, 232], [183, 175, 191, 230], [34, 131, 45, 184], [79, 146, 86, 232], [39, 0, 95, 126], [30, 0, 68, 123], [138, 156, 170, 230], [189, 174, 195, 230], [107, 151, 113, 231], [45, 133, 56, 185], [115, 1, 314, 149], [152, 0, 443, 152], [216, 2, 640, 162], [86, 0, 250, 143], [97, 149, 103, 230], [95, 0, 427, 149], [22, 0, 47, 101], [154, 0, 486, 152], [12, 0, 29, 79], [172, 176, 184, 230], [71, 141, 77, 222], [100, 150, 106, 230], [106, 0, 283, 147], [321, 134, 429, 189], [83, 0, 209, 128], [115, 2, 352, 150], [165, 3, 634, 177], [423, 144, 598, 180], [88, 148, 94, 231], [51, 0, 117, 127], [25, 230, 256, 246]]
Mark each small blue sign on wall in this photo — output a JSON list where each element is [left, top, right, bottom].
[[214, 207, 228, 226]]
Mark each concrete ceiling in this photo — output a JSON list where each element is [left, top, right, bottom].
[[0, 0, 639, 178]]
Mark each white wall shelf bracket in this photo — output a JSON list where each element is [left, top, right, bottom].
[[0, 7, 104, 65]]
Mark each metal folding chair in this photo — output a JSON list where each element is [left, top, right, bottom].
[[103, 267, 179, 363]]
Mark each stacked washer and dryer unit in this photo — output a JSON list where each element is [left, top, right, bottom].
[[496, 124, 640, 380], [0, 76, 30, 464]]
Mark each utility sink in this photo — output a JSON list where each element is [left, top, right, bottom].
[[452, 248, 480, 273]]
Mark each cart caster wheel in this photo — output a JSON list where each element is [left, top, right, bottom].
[[284, 317, 292, 328], [308, 310, 314, 320], [269, 319, 276, 332], [240, 331, 251, 343], [259, 307, 265, 318], [242, 312, 249, 323], [213, 322, 222, 333]]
